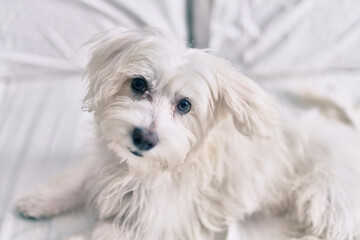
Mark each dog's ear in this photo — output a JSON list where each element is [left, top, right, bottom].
[[213, 58, 279, 138], [82, 28, 131, 112]]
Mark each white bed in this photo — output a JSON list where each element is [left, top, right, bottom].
[[1, 0, 359, 239]]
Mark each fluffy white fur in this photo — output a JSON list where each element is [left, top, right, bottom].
[[16, 27, 360, 240]]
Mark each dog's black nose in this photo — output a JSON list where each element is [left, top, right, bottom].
[[132, 127, 158, 151]]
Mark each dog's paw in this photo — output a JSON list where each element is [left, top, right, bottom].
[[15, 193, 57, 219]]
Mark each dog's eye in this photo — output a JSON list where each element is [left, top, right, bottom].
[[177, 99, 191, 114], [131, 77, 148, 94]]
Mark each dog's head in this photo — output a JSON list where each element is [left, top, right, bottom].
[[83, 27, 278, 171]]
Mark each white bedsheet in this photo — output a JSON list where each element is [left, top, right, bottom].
[[1, 1, 359, 239]]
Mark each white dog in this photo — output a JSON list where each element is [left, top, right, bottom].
[[16, 27, 360, 240]]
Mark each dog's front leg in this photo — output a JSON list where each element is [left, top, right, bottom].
[[64, 221, 116, 240], [16, 163, 90, 219]]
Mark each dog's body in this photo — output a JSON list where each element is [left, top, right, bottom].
[[16, 28, 360, 240]]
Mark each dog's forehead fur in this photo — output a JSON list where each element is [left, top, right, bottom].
[[110, 30, 220, 110], [113, 30, 222, 131], [87, 28, 223, 124]]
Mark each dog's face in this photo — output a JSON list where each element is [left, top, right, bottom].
[[83, 28, 277, 171]]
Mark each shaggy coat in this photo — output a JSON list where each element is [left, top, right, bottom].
[[16, 28, 360, 240]]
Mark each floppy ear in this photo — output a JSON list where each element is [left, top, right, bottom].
[[214, 59, 279, 138], [82, 28, 131, 112]]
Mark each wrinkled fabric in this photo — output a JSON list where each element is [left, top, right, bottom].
[[1, 1, 360, 240]]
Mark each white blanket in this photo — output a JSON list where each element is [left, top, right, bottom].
[[1, 1, 359, 239]]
